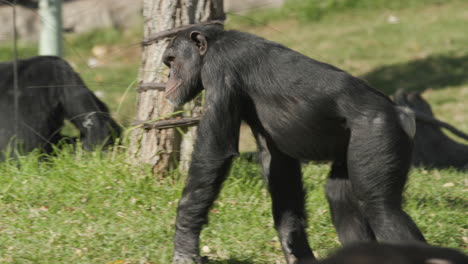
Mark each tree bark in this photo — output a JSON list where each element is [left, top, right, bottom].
[[130, 0, 224, 175]]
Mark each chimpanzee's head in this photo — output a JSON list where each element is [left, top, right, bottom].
[[162, 25, 223, 106], [394, 90, 434, 116]]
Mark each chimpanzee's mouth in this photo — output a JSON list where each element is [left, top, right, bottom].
[[166, 77, 182, 95]]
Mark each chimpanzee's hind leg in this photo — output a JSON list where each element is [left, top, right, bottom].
[[325, 158, 376, 244], [346, 116, 426, 242]]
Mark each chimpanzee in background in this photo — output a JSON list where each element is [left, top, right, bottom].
[[394, 90, 468, 170], [0, 56, 121, 158], [317, 243, 468, 264], [0, 0, 39, 8], [163, 25, 426, 264]]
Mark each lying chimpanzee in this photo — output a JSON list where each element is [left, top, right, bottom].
[[163, 25, 425, 264], [317, 243, 468, 264], [394, 90, 468, 170], [0, 56, 121, 158]]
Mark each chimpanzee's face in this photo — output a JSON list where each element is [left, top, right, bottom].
[[162, 31, 207, 106]]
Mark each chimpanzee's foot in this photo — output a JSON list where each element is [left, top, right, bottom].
[[296, 256, 317, 264], [173, 252, 207, 264], [285, 253, 317, 264]]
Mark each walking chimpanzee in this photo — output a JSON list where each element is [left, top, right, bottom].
[[162, 24, 426, 264]]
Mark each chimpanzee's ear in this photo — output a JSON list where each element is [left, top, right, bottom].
[[190, 31, 208, 55]]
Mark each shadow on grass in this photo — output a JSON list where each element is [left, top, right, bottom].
[[361, 54, 468, 94]]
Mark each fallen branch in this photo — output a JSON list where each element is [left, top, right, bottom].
[[142, 20, 224, 46], [134, 117, 201, 130], [137, 83, 166, 92]]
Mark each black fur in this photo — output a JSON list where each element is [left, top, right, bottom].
[[164, 25, 426, 264], [317, 243, 468, 264], [0, 56, 121, 158], [1, 0, 38, 8]]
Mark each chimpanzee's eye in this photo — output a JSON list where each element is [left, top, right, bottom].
[[171, 66, 178, 75]]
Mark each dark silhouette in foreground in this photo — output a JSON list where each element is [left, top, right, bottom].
[[394, 90, 468, 170], [317, 243, 468, 264], [0, 56, 121, 158]]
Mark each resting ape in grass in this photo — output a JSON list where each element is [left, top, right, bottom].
[[317, 243, 468, 264], [163, 25, 425, 264], [0, 56, 120, 157]]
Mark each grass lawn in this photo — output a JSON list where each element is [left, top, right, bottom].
[[0, 0, 467, 263], [0, 152, 466, 264]]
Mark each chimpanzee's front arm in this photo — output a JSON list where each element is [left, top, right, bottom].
[[173, 92, 241, 263]]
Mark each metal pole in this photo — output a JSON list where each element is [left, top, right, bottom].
[[12, 1, 19, 138], [39, 0, 63, 56]]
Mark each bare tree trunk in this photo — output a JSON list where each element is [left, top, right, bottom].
[[130, 0, 224, 175]]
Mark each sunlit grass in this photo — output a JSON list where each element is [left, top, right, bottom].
[[0, 150, 466, 263]]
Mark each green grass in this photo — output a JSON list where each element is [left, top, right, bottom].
[[0, 151, 466, 264], [227, 0, 460, 24], [0, 0, 467, 263], [0, 45, 37, 62], [63, 27, 142, 126], [283, 0, 451, 19]]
